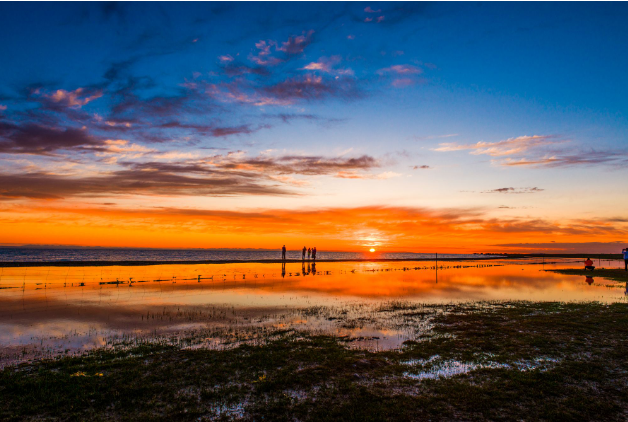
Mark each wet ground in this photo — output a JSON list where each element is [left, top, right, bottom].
[[1, 258, 626, 368]]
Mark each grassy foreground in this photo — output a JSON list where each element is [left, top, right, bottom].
[[1, 302, 627, 421]]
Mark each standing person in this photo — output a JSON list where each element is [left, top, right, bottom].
[[312, 247, 317, 261], [282, 245, 286, 261], [302, 246, 306, 261], [623, 248, 628, 271], [307, 248, 311, 260]]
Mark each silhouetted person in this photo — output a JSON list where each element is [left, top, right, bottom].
[[312, 247, 317, 261], [302, 246, 306, 261], [623, 248, 628, 271], [307, 248, 311, 260], [282, 245, 286, 261], [584, 257, 595, 271]]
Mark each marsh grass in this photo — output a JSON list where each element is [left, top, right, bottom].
[[1, 301, 627, 421]]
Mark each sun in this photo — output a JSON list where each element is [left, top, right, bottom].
[[369, 248, 376, 253]]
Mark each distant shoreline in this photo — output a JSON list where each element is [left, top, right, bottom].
[[0, 254, 621, 267]]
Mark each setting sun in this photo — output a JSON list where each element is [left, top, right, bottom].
[[369, 248, 376, 253]]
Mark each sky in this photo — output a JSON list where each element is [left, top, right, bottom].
[[0, 2, 627, 253]]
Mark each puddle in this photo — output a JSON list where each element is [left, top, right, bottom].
[[402, 355, 563, 380]]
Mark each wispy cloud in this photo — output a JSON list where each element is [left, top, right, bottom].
[[377, 65, 422, 75], [501, 152, 628, 168], [482, 187, 544, 194], [435, 135, 628, 168], [434, 135, 557, 156]]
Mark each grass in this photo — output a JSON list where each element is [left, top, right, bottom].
[[1, 302, 627, 421]]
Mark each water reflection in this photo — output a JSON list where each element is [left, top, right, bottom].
[[0, 258, 625, 366]]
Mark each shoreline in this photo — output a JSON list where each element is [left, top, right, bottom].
[[0, 257, 503, 267], [0, 254, 615, 267]]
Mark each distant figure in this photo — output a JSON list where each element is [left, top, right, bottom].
[[584, 257, 595, 271], [307, 248, 311, 260], [312, 247, 317, 261], [302, 246, 306, 261], [282, 245, 286, 261], [585, 276, 594, 285], [623, 248, 628, 271]]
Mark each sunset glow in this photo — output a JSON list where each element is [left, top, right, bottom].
[[0, 3, 626, 253]]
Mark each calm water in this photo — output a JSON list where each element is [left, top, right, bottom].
[[0, 257, 625, 367], [0, 248, 497, 262]]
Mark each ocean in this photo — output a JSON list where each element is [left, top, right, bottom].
[[0, 248, 496, 263]]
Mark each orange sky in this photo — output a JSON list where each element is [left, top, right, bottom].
[[2, 202, 626, 252]]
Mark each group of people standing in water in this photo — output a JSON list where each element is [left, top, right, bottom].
[[280, 245, 317, 261], [302, 246, 317, 261]]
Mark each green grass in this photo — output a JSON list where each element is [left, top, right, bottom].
[[1, 302, 627, 421]]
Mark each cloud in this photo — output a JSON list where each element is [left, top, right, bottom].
[[218, 55, 234, 63], [0, 122, 101, 155], [364, 6, 381, 13], [434, 135, 558, 157], [157, 121, 268, 138], [411, 165, 430, 170], [435, 135, 628, 168], [377, 65, 424, 87], [263, 74, 360, 102], [209, 153, 379, 177], [491, 242, 627, 254], [501, 152, 628, 168], [482, 187, 544, 194], [277, 30, 314, 55], [265, 113, 344, 126], [249, 40, 283, 66], [0, 168, 291, 200], [41, 88, 103, 108], [300, 56, 354, 76], [0, 105, 7, 111], [248, 31, 314, 67], [0, 151, 383, 201], [220, 62, 270, 77]]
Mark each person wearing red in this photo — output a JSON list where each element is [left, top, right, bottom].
[[584, 258, 595, 271]]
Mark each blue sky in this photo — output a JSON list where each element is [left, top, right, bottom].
[[0, 2, 627, 252]]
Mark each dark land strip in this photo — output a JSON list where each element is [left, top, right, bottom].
[[1, 301, 627, 421]]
